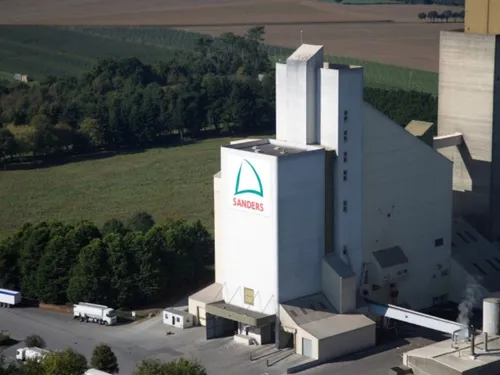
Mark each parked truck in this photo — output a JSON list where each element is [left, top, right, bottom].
[[0, 289, 21, 307], [85, 369, 113, 375], [73, 302, 117, 326], [16, 347, 51, 362]]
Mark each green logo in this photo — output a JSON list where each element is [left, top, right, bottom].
[[234, 159, 263, 197]]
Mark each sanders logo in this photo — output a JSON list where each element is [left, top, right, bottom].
[[232, 159, 265, 213]]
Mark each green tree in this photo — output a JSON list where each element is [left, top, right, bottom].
[[105, 233, 136, 307], [24, 334, 46, 348], [126, 212, 155, 233], [67, 238, 111, 305], [90, 344, 119, 374], [78, 117, 105, 150], [102, 219, 127, 237], [41, 348, 88, 375], [17, 359, 45, 375], [0, 127, 16, 162], [36, 234, 74, 304], [0, 239, 20, 290]]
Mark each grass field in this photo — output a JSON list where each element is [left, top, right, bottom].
[[0, 25, 438, 94], [0, 138, 239, 239]]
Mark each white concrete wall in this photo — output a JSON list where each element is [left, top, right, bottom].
[[319, 66, 364, 286], [318, 325, 375, 361], [277, 150, 325, 302], [220, 147, 278, 315], [276, 63, 288, 143], [362, 103, 453, 310], [163, 311, 193, 329], [214, 174, 225, 284], [277, 46, 324, 145], [437, 31, 499, 239]]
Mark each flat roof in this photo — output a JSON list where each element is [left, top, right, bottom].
[[323, 253, 355, 278], [189, 283, 223, 304], [281, 293, 374, 339], [287, 44, 323, 62], [206, 301, 275, 327], [451, 217, 500, 293], [405, 335, 500, 373], [373, 246, 409, 269], [405, 120, 434, 137], [164, 308, 191, 319], [224, 138, 323, 157]]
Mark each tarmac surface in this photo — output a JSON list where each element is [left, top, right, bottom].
[[0, 306, 446, 375]]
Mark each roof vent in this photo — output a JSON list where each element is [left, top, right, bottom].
[[251, 145, 259, 150], [254, 149, 261, 153], [274, 146, 280, 151], [280, 149, 287, 155]]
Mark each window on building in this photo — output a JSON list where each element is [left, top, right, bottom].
[[344, 110, 348, 122], [176, 317, 180, 323], [343, 130, 348, 142], [343, 170, 347, 181], [343, 200, 347, 213], [473, 263, 487, 275], [434, 238, 444, 247], [343, 152, 347, 163], [244, 287, 255, 305]]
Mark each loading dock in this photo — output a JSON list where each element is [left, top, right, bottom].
[[205, 301, 276, 344]]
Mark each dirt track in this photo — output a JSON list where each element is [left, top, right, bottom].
[[0, 0, 463, 71]]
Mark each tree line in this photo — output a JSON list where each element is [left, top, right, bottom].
[[1, 338, 205, 375], [0, 212, 213, 308], [418, 9, 465, 22], [0, 25, 438, 167]]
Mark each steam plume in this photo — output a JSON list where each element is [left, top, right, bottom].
[[457, 276, 483, 328]]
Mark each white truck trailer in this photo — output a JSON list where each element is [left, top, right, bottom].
[[16, 347, 51, 362], [73, 302, 117, 326], [85, 369, 113, 375], [0, 289, 21, 307]]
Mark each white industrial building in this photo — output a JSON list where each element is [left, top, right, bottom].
[[189, 0, 500, 368]]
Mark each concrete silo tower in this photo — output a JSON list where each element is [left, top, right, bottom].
[[437, 0, 500, 240]]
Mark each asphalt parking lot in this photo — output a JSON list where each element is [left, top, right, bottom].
[[0, 307, 304, 375], [0, 307, 445, 375]]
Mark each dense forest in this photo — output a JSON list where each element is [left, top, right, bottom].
[[0, 212, 213, 308], [0, 26, 437, 166]]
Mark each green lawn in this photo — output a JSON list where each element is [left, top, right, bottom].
[[0, 26, 438, 95], [0, 138, 241, 239]]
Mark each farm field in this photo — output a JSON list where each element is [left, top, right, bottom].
[[0, 138, 238, 239], [0, 25, 438, 94], [0, 0, 462, 73]]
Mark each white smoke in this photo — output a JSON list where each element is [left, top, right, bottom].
[[457, 276, 483, 329]]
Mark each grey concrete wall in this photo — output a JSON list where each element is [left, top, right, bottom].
[[490, 36, 500, 240], [437, 31, 498, 239]]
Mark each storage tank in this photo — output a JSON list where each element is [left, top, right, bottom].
[[483, 298, 500, 335]]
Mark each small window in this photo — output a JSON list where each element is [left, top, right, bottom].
[[343, 170, 347, 181], [343, 130, 348, 142], [343, 200, 347, 213], [344, 110, 348, 122], [343, 152, 347, 163], [441, 269, 449, 276], [300, 307, 308, 315], [434, 238, 444, 247], [244, 287, 255, 305], [176, 317, 180, 323], [290, 310, 298, 317]]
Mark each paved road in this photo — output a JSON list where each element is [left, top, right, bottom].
[[0, 307, 443, 375]]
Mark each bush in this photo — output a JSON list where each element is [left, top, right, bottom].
[[24, 334, 46, 348], [91, 344, 119, 374]]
